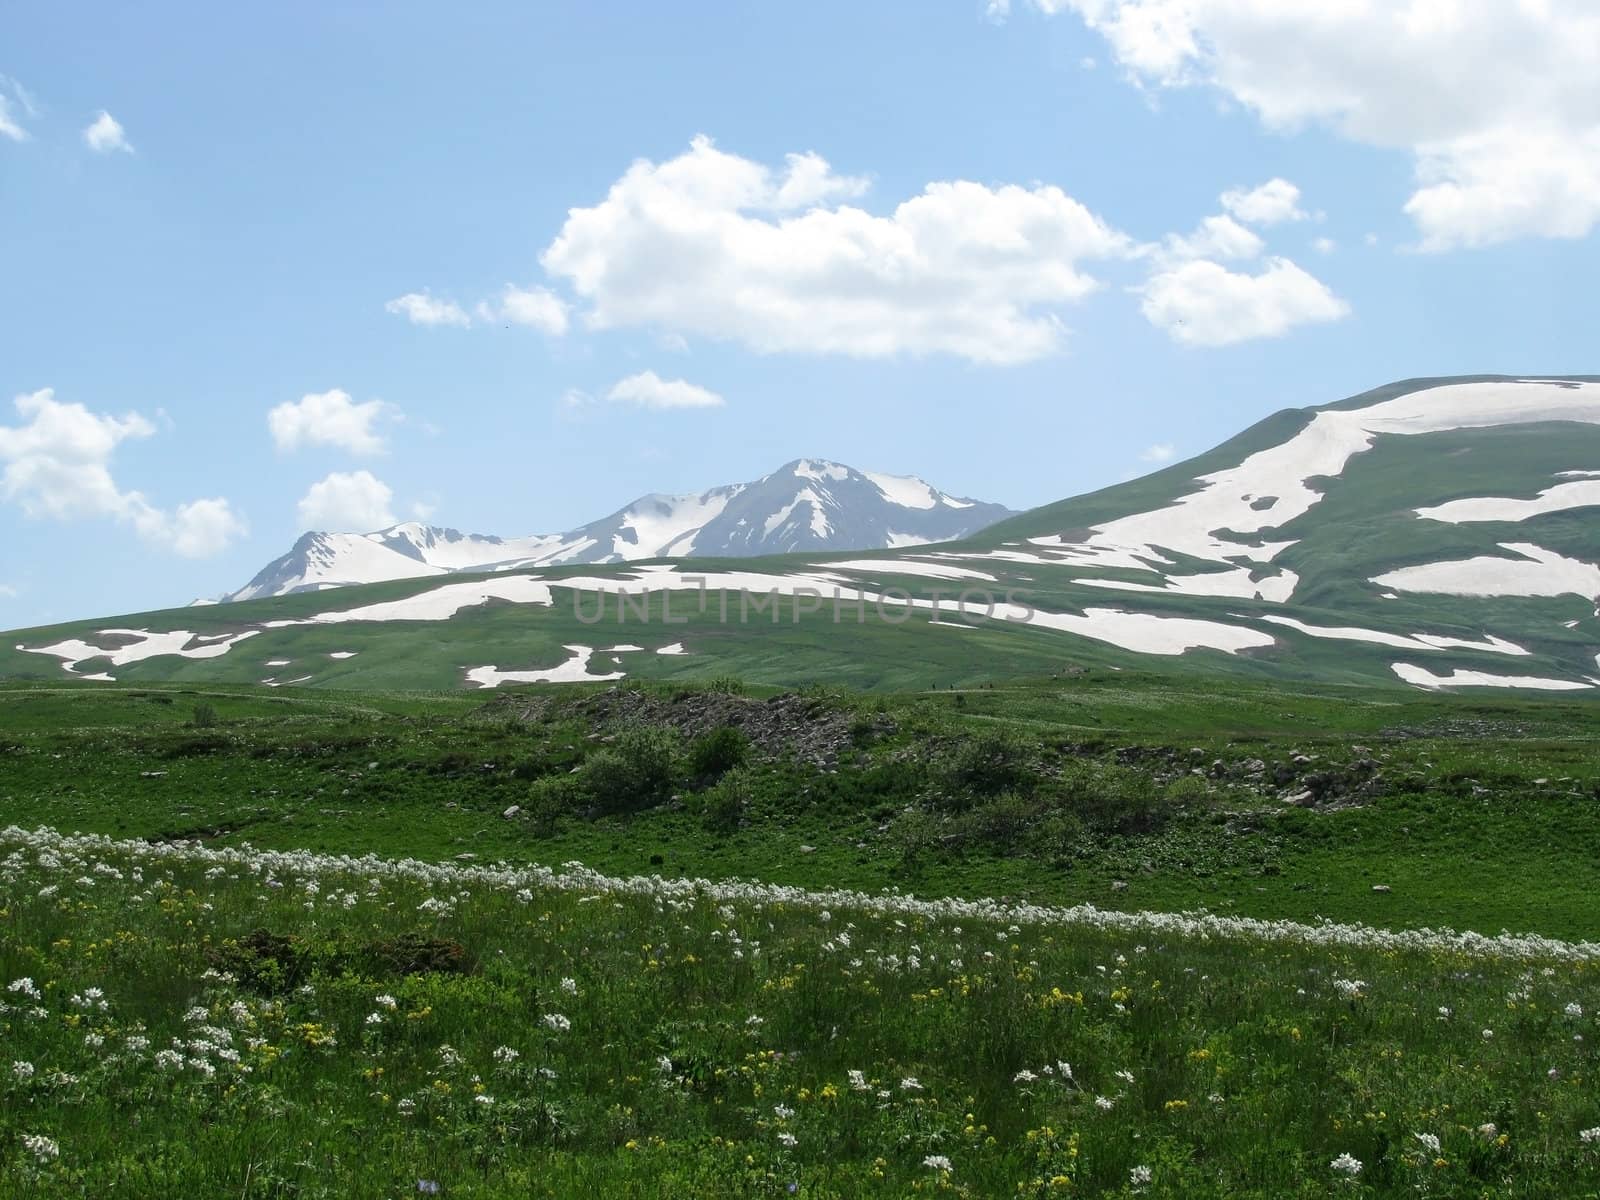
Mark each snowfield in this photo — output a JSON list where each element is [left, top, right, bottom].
[[1257, 615, 1530, 655], [1371, 543, 1600, 599], [1416, 479, 1600, 524], [18, 629, 260, 674], [465, 645, 626, 688], [1389, 663, 1593, 692]]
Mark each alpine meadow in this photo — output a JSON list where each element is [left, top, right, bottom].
[[5, 4, 1600, 1197]]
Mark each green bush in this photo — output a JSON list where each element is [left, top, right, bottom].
[[1048, 762, 1179, 836], [888, 806, 944, 871], [956, 791, 1040, 855], [698, 766, 750, 834], [527, 772, 584, 836], [688, 725, 750, 779], [191, 701, 218, 729], [582, 727, 678, 815], [927, 731, 1032, 812]]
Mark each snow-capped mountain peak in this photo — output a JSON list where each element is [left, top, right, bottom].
[[227, 460, 1013, 600]]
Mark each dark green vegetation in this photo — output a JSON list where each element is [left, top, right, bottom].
[[4, 673, 1599, 939]]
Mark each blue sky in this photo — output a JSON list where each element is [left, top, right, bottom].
[[4, 1, 1598, 628]]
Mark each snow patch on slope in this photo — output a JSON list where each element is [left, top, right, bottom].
[[1372, 543, 1600, 599], [19, 629, 260, 673], [1416, 480, 1600, 524], [1258, 615, 1529, 655], [1391, 663, 1592, 691], [863, 470, 938, 510], [465, 645, 626, 688]]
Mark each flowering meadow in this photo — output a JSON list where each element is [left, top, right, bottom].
[[4, 825, 1600, 1197]]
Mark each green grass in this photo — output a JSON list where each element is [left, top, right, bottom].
[[4, 826, 1600, 1197], [2, 674, 1598, 938]]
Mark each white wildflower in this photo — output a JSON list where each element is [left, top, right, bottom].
[[21, 1133, 58, 1163]]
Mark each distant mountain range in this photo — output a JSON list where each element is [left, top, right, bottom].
[[227, 459, 1016, 601], [8, 377, 1600, 694]]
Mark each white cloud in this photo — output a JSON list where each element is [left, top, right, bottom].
[[166, 498, 247, 557], [0, 76, 36, 142], [296, 470, 396, 532], [385, 292, 471, 328], [83, 110, 133, 154], [540, 135, 1136, 364], [1139, 256, 1349, 347], [1140, 442, 1176, 463], [0, 388, 245, 556], [0, 584, 18, 599], [1162, 213, 1263, 262], [606, 370, 724, 410], [1027, 1, 1600, 249], [1312, 236, 1336, 255], [0, 96, 27, 142], [268, 389, 392, 455], [1220, 179, 1305, 226], [559, 388, 594, 409], [477, 285, 569, 335]]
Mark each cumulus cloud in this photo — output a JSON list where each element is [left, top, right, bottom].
[[1140, 442, 1176, 463], [0, 388, 245, 556], [1161, 213, 1263, 263], [165, 498, 247, 557], [1139, 257, 1349, 348], [605, 371, 724, 410], [1220, 179, 1305, 226], [539, 135, 1136, 364], [385, 292, 471, 328], [477, 285, 569, 335], [296, 470, 397, 532], [1022, 1, 1600, 249], [83, 110, 133, 154], [268, 389, 393, 455]]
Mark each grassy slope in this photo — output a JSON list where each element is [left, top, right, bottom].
[[4, 675, 1599, 939]]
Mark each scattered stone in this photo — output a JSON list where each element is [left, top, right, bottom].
[[1110, 880, 1128, 891], [1372, 884, 1392, 893], [503, 805, 521, 820], [139, 771, 167, 779], [799, 844, 816, 854]]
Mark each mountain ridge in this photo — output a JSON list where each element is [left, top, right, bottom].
[[7, 376, 1599, 694], [228, 458, 1016, 601]]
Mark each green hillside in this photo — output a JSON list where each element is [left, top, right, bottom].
[[4, 376, 1598, 694]]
